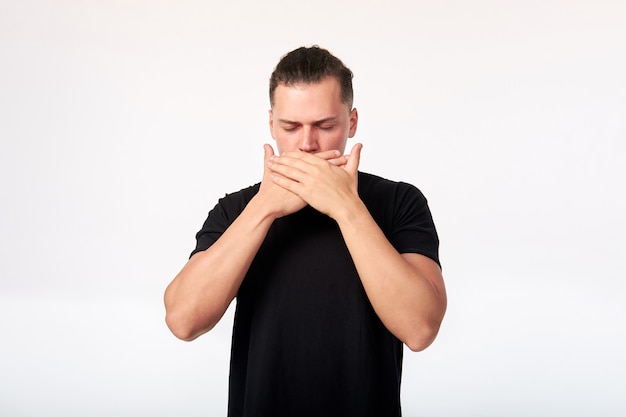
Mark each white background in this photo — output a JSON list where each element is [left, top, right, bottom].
[[1, 1, 625, 416]]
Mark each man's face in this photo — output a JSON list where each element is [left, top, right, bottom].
[[269, 76, 358, 155]]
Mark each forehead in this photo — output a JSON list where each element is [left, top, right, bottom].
[[272, 77, 346, 115]]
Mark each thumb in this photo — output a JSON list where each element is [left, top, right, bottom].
[[345, 143, 362, 174], [263, 143, 275, 163]]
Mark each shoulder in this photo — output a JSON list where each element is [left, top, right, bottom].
[[198, 183, 260, 229], [219, 182, 260, 204], [213, 183, 260, 217], [358, 172, 439, 265], [190, 183, 260, 257], [357, 171, 434, 235], [358, 171, 427, 204]]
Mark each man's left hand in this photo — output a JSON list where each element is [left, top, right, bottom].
[[267, 143, 363, 220]]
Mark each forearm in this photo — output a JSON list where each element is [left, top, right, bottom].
[[164, 195, 276, 341], [335, 200, 447, 351]]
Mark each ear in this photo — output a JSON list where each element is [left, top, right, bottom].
[[348, 108, 359, 138], [269, 109, 276, 140]]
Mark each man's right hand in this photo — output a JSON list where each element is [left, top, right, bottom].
[[255, 144, 347, 219]]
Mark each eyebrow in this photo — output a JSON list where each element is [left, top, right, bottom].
[[277, 116, 340, 125]]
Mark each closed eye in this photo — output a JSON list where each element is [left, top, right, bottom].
[[281, 125, 299, 132]]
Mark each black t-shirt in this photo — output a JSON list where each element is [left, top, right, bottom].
[[192, 172, 440, 417]]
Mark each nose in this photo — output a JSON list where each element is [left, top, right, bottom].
[[298, 126, 319, 152]]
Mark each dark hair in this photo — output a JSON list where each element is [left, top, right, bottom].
[[269, 46, 354, 108]]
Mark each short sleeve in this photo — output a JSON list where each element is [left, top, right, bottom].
[[390, 182, 440, 266], [189, 184, 260, 258], [190, 200, 231, 258]]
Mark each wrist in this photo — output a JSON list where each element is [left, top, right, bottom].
[[332, 197, 369, 227], [248, 194, 281, 224]]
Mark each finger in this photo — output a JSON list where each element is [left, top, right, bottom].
[[327, 155, 349, 166], [270, 153, 313, 172], [313, 149, 342, 160], [268, 158, 307, 182], [345, 143, 362, 174], [263, 143, 275, 164], [270, 171, 299, 193], [281, 150, 340, 162]]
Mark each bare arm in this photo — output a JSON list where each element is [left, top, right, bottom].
[[333, 200, 446, 351], [164, 145, 346, 341], [164, 195, 276, 341], [268, 143, 447, 351]]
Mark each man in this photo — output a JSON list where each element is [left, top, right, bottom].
[[164, 46, 446, 417]]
